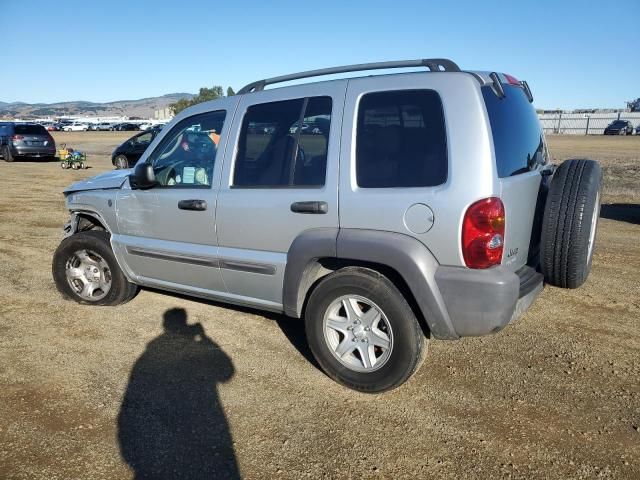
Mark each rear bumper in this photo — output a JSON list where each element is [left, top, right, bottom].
[[434, 265, 543, 338], [11, 145, 56, 157]]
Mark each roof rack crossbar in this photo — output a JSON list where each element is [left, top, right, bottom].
[[238, 58, 461, 94]]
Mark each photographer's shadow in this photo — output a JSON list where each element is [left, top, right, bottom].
[[118, 308, 240, 479]]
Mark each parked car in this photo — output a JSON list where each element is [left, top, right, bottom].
[[636, 124, 640, 135], [47, 124, 61, 131], [604, 120, 634, 135], [138, 123, 153, 131], [111, 129, 161, 169], [52, 58, 602, 392], [112, 123, 139, 132], [94, 122, 113, 131], [64, 122, 89, 132], [290, 122, 311, 134], [0, 122, 56, 161]]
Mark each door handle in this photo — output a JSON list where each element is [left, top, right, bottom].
[[290, 201, 328, 214], [178, 199, 207, 211]]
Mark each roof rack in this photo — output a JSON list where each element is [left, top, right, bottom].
[[238, 58, 461, 94]]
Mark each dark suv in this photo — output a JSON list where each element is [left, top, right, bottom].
[[604, 120, 634, 135], [0, 123, 56, 162]]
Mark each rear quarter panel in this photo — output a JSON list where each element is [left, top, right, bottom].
[[338, 73, 498, 267]]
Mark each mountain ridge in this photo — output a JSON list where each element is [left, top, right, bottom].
[[0, 93, 195, 119]]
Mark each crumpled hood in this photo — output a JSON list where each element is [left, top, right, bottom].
[[64, 169, 130, 194]]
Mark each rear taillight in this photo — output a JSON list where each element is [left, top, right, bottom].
[[12, 135, 24, 141], [503, 73, 520, 85], [462, 197, 505, 269]]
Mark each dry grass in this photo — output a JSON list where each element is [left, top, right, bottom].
[[0, 133, 638, 479], [547, 135, 640, 202]]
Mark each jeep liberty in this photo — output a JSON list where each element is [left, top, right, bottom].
[[52, 59, 602, 392]]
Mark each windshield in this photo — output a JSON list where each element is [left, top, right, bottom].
[[611, 121, 626, 126]]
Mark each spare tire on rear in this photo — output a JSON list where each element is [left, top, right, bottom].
[[541, 159, 602, 289]]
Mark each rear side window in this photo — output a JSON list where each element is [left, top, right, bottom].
[[482, 85, 547, 177], [356, 90, 447, 188], [14, 124, 47, 135], [233, 96, 332, 187]]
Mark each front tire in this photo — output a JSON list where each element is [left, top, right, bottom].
[[52, 230, 138, 305], [305, 267, 426, 393], [114, 155, 129, 169]]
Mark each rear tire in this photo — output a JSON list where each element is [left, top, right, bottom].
[[541, 159, 602, 288], [305, 267, 426, 393], [52, 230, 138, 306]]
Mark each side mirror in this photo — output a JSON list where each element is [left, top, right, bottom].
[[130, 162, 156, 190]]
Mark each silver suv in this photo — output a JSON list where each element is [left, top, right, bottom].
[[52, 59, 602, 392]]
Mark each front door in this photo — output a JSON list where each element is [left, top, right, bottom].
[[112, 103, 234, 294], [215, 82, 346, 309]]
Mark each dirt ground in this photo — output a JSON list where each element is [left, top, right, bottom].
[[0, 132, 638, 479]]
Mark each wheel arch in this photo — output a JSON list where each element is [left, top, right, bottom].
[[283, 228, 459, 339], [66, 210, 110, 237]]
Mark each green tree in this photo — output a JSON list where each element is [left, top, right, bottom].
[[169, 98, 192, 115], [197, 86, 224, 102], [170, 85, 237, 115]]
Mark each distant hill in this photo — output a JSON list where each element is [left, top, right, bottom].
[[0, 93, 194, 119]]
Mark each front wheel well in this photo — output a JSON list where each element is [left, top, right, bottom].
[[74, 212, 107, 233], [300, 258, 430, 338]]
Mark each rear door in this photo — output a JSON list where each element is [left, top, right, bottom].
[[215, 82, 345, 309], [482, 83, 549, 270]]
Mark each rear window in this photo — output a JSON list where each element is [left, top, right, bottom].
[[14, 124, 47, 135], [482, 85, 546, 177], [356, 90, 447, 188]]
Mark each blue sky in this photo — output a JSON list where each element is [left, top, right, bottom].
[[1, 0, 637, 109]]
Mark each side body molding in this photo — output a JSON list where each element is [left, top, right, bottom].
[[283, 228, 459, 340]]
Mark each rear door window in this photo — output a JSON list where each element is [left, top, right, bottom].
[[482, 85, 547, 177], [356, 90, 447, 188], [233, 96, 332, 187]]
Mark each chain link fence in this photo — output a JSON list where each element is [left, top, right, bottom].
[[538, 112, 640, 135]]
